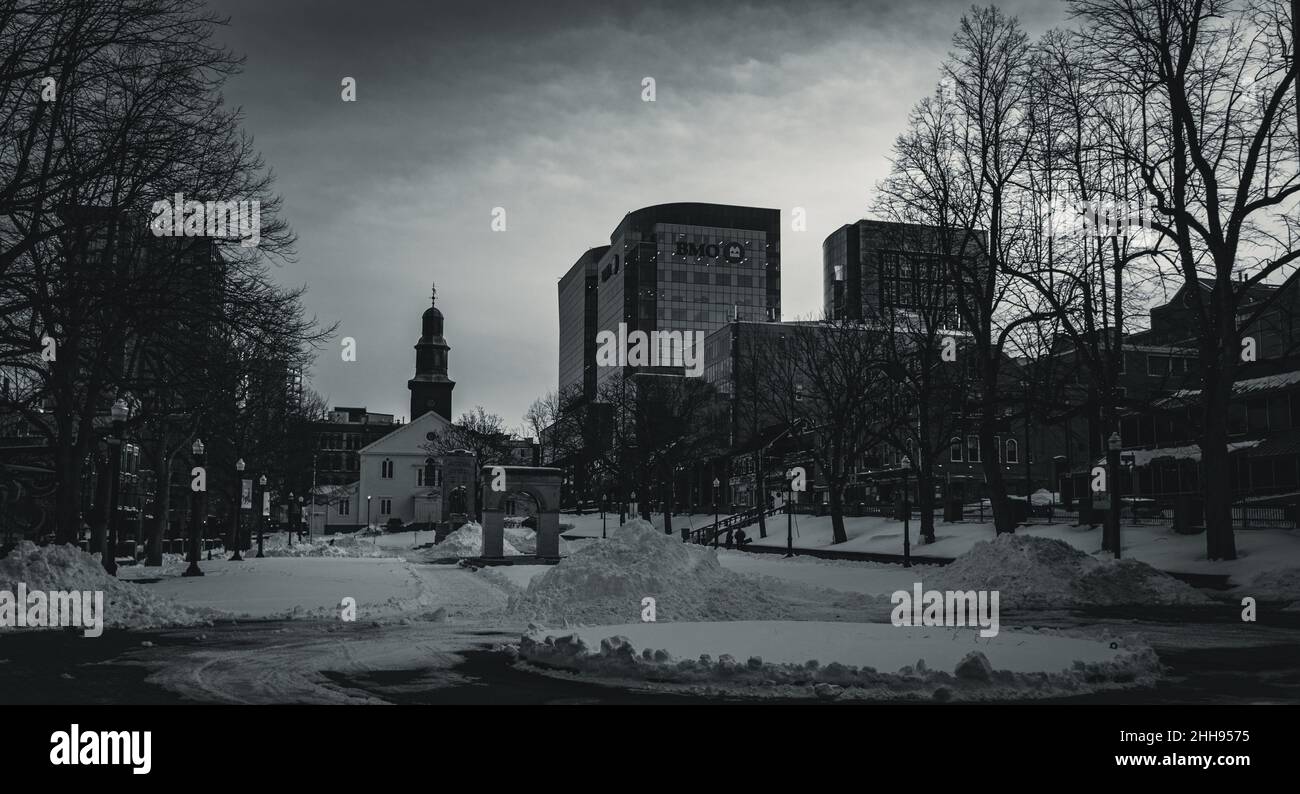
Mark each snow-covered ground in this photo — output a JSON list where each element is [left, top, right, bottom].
[[561, 512, 734, 539], [1, 542, 212, 630], [529, 620, 1128, 673], [716, 550, 924, 596], [738, 512, 1300, 584], [518, 621, 1161, 701], [118, 554, 507, 621]]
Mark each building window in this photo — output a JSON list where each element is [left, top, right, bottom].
[[339, 499, 350, 517], [966, 435, 981, 463], [950, 437, 963, 462], [380, 498, 392, 515], [1248, 398, 1269, 433], [1148, 355, 1170, 376], [381, 459, 394, 478], [1005, 439, 1019, 464], [417, 468, 425, 487]]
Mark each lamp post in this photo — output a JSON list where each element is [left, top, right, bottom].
[[297, 495, 305, 543], [785, 468, 795, 558], [366, 495, 373, 537], [286, 491, 294, 547], [183, 438, 205, 577], [230, 458, 245, 561], [901, 455, 912, 569], [256, 473, 267, 558], [712, 476, 721, 549], [103, 398, 129, 576], [1107, 431, 1122, 559]]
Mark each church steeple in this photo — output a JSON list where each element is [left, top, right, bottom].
[[408, 282, 455, 422]]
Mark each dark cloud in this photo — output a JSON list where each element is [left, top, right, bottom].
[[208, 0, 1067, 428]]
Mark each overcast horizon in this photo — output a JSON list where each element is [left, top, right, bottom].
[[209, 0, 1071, 430]]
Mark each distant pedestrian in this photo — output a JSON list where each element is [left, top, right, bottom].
[[734, 528, 750, 549]]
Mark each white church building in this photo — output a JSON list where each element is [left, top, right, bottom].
[[312, 285, 458, 531]]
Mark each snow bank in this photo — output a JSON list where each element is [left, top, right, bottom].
[[507, 519, 791, 624], [502, 525, 572, 557], [1236, 567, 1300, 605], [431, 522, 520, 559], [515, 620, 1161, 702], [259, 535, 390, 559], [931, 534, 1209, 609], [0, 542, 210, 630]]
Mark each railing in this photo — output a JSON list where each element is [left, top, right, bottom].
[[688, 505, 783, 545]]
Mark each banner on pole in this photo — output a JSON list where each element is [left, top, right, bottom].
[[241, 479, 253, 509]]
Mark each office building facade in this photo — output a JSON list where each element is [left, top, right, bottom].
[[557, 203, 780, 399], [557, 246, 609, 399], [824, 219, 978, 328]]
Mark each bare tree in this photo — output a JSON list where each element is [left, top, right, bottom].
[[750, 317, 895, 545], [1072, 0, 1300, 559]]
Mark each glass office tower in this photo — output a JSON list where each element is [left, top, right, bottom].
[[579, 203, 781, 394]]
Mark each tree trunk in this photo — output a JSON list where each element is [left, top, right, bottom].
[[980, 395, 1014, 534], [1202, 370, 1237, 560], [146, 445, 172, 566], [53, 416, 83, 545], [828, 479, 847, 544], [87, 450, 110, 556], [1083, 385, 1102, 527], [918, 457, 936, 544], [661, 474, 673, 536]]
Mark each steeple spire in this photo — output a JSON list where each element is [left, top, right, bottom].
[[409, 280, 455, 422]]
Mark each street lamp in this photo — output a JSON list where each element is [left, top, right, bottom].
[[297, 494, 305, 543], [287, 491, 294, 547], [712, 476, 721, 549], [1107, 431, 1122, 559], [230, 458, 245, 561], [785, 468, 795, 558], [103, 398, 129, 576], [183, 438, 205, 577], [901, 455, 912, 568], [366, 495, 373, 537], [256, 474, 267, 557]]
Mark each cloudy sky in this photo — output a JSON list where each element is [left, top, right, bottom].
[[209, 0, 1068, 431]]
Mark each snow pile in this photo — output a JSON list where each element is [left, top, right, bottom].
[[1236, 567, 1300, 606], [515, 622, 1162, 702], [508, 519, 791, 624], [932, 534, 1209, 609], [0, 542, 211, 630], [432, 522, 520, 559], [249, 532, 389, 559], [503, 525, 572, 557]]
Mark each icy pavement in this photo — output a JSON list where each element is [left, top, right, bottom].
[[121, 556, 507, 622]]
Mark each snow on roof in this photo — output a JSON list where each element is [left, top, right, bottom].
[[1094, 439, 1263, 468], [1166, 369, 1300, 401]]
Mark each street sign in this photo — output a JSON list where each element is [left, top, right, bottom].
[[241, 479, 252, 509]]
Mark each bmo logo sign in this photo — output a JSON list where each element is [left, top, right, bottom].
[[676, 240, 745, 264]]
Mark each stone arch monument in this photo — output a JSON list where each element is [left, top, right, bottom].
[[440, 450, 477, 532], [480, 465, 563, 560]]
